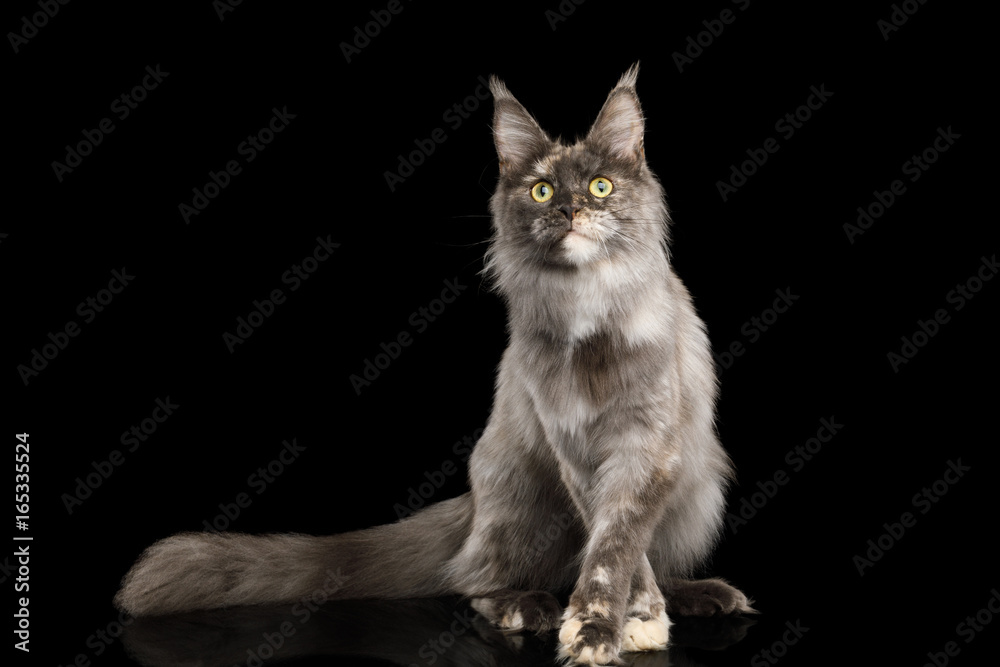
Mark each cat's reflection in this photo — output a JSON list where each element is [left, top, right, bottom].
[[122, 596, 754, 667]]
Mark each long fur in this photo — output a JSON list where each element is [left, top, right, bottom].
[[115, 495, 472, 615], [116, 65, 746, 665]]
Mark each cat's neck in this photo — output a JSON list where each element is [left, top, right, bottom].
[[503, 250, 674, 348]]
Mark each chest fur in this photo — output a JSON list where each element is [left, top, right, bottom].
[[522, 330, 663, 441]]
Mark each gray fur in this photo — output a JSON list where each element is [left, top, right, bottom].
[[115, 495, 472, 615], [115, 64, 749, 665]]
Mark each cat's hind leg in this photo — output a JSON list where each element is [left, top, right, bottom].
[[462, 505, 577, 636], [661, 577, 756, 617], [449, 421, 583, 635], [458, 498, 580, 636], [470, 589, 563, 634]]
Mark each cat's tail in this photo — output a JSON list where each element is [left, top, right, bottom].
[[114, 493, 473, 617]]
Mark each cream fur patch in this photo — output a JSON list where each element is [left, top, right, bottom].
[[558, 614, 583, 646], [620, 610, 671, 652], [586, 600, 611, 617]]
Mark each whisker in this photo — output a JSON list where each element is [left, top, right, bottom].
[[433, 239, 494, 248]]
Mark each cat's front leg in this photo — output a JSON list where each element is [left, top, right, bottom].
[[558, 556, 671, 664], [557, 452, 674, 665], [621, 555, 670, 652]]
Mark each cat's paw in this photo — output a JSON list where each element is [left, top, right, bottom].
[[620, 611, 671, 652], [470, 589, 563, 634], [664, 578, 756, 617], [557, 609, 622, 666]]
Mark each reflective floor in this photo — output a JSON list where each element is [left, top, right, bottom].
[[122, 596, 756, 667]]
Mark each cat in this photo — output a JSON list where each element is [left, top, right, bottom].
[[115, 64, 753, 666]]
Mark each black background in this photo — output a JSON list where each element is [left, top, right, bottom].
[[6, 1, 996, 665]]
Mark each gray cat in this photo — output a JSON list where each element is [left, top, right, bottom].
[[115, 64, 753, 666]]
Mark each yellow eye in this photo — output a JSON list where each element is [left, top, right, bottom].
[[589, 177, 613, 198], [530, 181, 554, 202]]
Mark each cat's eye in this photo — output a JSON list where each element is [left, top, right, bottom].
[[589, 177, 613, 198], [530, 181, 554, 203]]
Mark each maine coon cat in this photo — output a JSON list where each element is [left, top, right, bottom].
[[116, 64, 753, 666]]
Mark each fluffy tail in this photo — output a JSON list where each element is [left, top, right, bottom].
[[115, 494, 473, 617]]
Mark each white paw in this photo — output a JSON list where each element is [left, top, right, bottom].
[[620, 610, 671, 652], [558, 615, 583, 647], [568, 643, 617, 666], [558, 612, 619, 666], [558, 637, 618, 666]]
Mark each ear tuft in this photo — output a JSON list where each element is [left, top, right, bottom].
[[490, 76, 552, 176], [488, 75, 512, 102], [616, 62, 640, 90], [586, 64, 645, 164]]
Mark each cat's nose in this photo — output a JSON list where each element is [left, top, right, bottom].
[[558, 205, 579, 224]]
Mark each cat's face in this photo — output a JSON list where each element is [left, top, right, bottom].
[[491, 142, 656, 268], [487, 65, 668, 272]]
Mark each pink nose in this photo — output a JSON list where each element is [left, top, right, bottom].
[[559, 205, 579, 224]]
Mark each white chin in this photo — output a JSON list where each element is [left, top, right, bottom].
[[561, 232, 601, 265]]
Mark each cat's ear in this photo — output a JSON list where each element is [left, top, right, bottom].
[[586, 63, 645, 165], [490, 76, 552, 177]]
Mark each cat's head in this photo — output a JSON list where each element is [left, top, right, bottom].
[[485, 64, 669, 285]]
